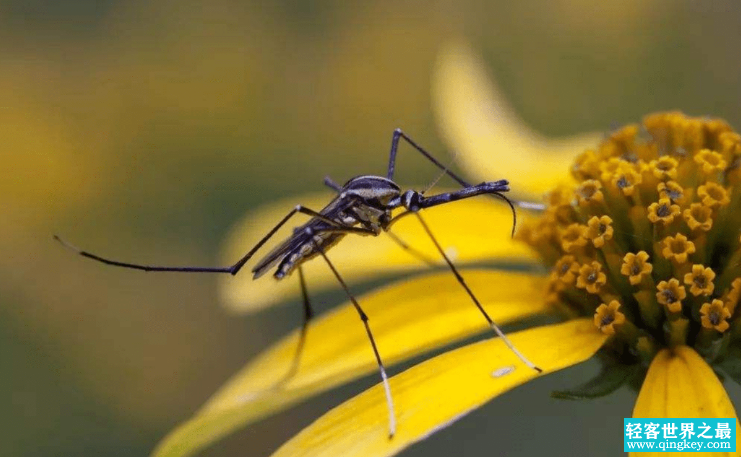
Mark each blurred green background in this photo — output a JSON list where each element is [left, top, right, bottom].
[[4, 0, 741, 456]]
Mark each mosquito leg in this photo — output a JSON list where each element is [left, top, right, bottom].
[[273, 266, 315, 388], [307, 229, 397, 438], [54, 205, 352, 275], [293, 265, 315, 374], [386, 128, 472, 187], [411, 212, 542, 373]]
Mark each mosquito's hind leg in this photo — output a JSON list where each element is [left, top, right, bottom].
[[276, 266, 314, 386], [307, 228, 397, 438], [55, 205, 352, 275], [239, 267, 315, 399], [411, 212, 542, 373]]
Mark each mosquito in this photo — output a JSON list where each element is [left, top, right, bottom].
[[54, 128, 542, 438]]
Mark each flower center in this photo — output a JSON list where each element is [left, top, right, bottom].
[[519, 112, 741, 368], [662, 289, 677, 303]]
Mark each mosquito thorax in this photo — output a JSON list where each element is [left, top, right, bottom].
[[340, 176, 401, 206]]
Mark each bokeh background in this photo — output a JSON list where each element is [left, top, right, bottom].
[[5, 1, 741, 456]]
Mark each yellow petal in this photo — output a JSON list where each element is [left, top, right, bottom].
[[632, 346, 741, 457], [219, 192, 539, 313], [432, 40, 601, 196], [152, 270, 548, 457], [271, 319, 607, 457]]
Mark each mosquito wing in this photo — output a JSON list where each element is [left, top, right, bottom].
[[250, 230, 310, 279], [250, 196, 355, 279]]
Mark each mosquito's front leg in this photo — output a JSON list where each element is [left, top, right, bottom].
[[410, 212, 542, 373], [386, 128, 472, 187]]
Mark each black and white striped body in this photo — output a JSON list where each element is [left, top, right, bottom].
[[251, 176, 402, 280]]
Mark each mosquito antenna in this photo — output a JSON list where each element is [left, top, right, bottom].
[[419, 156, 519, 238], [409, 146, 517, 237], [420, 151, 458, 196]]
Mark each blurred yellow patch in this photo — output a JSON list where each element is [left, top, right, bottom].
[[270, 319, 606, 457], [153, 270, 548, 457], [432, 40, 601, 196], [219, 192, 539, 313]]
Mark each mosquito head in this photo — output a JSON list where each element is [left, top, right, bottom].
[[341, 176, 401, 208], [399, 190, 421, 211]]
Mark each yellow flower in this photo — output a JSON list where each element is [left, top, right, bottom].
[[594, 300, 626, 335], [685, 264, 717, 297], [656, 278, 687, 313], [684, 203, 714, 232], [152, 42, 741, 457], [661, 233, 696, 264], [621, 251, 653, 286], [700, 299, 732, 333], [585, 215, 614, 248], [647, 198, 681, 225]]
